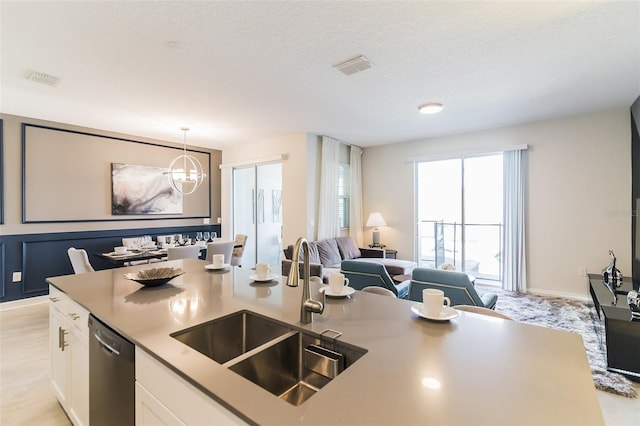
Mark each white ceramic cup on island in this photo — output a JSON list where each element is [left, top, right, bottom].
[[422, 289, 451, 317], [212, 254, 224, 268], [329, 273, 350, 294], [256, 263, 272, 280], [114, 246, 127, 254]]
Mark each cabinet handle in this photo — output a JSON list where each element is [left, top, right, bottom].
[[69, 313, 80, 320], [49, 297, 59, 303], [59, 327, 68, 352]]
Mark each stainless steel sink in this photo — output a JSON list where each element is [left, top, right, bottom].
[[171, 310, 291, 364], [172, 310, 367, 406], [227, 330, 366, 406]]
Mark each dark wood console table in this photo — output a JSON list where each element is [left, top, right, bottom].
[[588, 274, 640, 379]]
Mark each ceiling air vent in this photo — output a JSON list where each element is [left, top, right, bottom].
[[333, 55, 374, 76], [23, 70, 62, 87]]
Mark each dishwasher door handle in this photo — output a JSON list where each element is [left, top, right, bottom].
[[94, 332, 121, 355]]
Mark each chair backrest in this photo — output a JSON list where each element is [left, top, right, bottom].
[[67, 247, 95, 274], [361, 286, 397, 298], [409, 267, 484, 306], [206, 241, 235, 264], [230, 234, 248, 266], [340, 260, 399, 296], [454, 305, 514, 320], [167, 245, 201, 261]]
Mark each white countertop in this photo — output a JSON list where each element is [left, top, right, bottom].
[[47, 259, 604, 425]]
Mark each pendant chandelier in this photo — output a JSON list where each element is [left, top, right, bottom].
[[166, 127, 207, 195]]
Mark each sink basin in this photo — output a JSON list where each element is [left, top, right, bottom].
[[228, 330, 367, 406], [171, 310, 291, 364], [172, 310, 367, 406]]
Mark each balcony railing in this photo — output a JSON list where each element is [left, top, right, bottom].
[[418, 220, 503, 281]]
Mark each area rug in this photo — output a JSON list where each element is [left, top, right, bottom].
[[475, 286, 637, 398]]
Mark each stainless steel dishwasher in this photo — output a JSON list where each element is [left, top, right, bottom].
[[88, 314, 135, 426]]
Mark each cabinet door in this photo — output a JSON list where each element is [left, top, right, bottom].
[[69, 327, 89, 426], [136, 382, 185, 426], [50, 307, 70, 407]]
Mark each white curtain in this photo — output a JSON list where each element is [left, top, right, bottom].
[[349, 146, 364, 246], [317, 136, 340, 239], [502, 149, 527, 292]]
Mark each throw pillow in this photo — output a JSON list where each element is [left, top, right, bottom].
[[336, 236, 362, 260]]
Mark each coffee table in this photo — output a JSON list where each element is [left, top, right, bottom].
[[588, 273, 640, 379]]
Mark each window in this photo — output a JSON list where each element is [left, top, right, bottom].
[[416, 154, 503, 282], [338, 163, 350, 229]]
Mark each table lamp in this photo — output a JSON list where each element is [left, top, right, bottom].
[[366, 212, 387, 247]]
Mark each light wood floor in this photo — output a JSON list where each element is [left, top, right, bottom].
[[1, 301, 638, 426]]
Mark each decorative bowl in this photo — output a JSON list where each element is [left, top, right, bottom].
[[124, 267, 185, 287]]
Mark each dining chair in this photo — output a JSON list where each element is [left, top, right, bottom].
[[409, 267, 498, 309], [454, 305, 514, 320], [205, 241, 235, 265], [361, 286, 397, 298], [167, 245, 201, 261], [230, 234, 248, 267], [67, 247, 95, 274], [340, 260, 409, 299]]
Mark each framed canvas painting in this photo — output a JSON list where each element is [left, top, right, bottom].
[[111, 163, 182, 214]]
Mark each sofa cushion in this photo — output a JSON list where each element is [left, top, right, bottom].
[[335, 236, 362, 260], [315, 239, 342, 267], [351, 258, 416, 276], [295, 242, 321, 264]]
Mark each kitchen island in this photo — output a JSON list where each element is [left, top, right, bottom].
[[47, 259, 604, 425]]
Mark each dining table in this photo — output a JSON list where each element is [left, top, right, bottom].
[[95, 241, 240, 266]]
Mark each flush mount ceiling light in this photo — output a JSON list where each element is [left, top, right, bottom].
[[418, 103, 444, 114], [165, 127, 207, 195]]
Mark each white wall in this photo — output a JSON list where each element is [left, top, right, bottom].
[[220, 133, 320, 247], [362, 108, 631, 298]]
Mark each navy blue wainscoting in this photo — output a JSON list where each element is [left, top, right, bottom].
[[0, 225, 221, 303]]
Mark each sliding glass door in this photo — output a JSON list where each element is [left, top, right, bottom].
[[416, 154, 503, 282], [233, 163, 283, 267]]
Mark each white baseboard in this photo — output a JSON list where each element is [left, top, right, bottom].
[[0, 295, 49, 312], [527, 287, 590, 302]]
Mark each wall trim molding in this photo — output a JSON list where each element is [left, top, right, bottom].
[[21, 123, 212, 223], [0, 295, 48, 312]]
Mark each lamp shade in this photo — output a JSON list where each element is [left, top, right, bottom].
[[366, 212, 386, 228]]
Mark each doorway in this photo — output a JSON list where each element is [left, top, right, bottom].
[[416, 154, 503, 282], [232, 162, 283, 267]]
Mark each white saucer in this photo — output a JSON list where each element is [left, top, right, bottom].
[[320, 286, 356, 298], [205, 263, 231, 270], [411, 304, 458, 321], [249, 274, 279, 282]]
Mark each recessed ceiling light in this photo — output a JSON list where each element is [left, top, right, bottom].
[[418, 103, 444, 114]]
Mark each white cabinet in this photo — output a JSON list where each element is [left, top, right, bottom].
[[135, 348, 245, 426], [49, 285, 89, 426]]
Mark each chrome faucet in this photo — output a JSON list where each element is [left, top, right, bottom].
[[287, 237, 324, 324]]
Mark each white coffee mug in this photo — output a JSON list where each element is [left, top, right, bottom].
[[423, 289, 451, 317], [329, 273, 349, 294], [212, 254, 224, 267], [256, 263, 271, 280]]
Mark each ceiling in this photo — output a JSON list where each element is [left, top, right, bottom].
[[1, 1, 639, 150]]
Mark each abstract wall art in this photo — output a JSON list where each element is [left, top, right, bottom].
[[111, 163, 182, 214]]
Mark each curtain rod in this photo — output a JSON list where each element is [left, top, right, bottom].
[[405, 144, 528, 163], [219, 153, 288, 169], [322, 135, 363, 150]]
